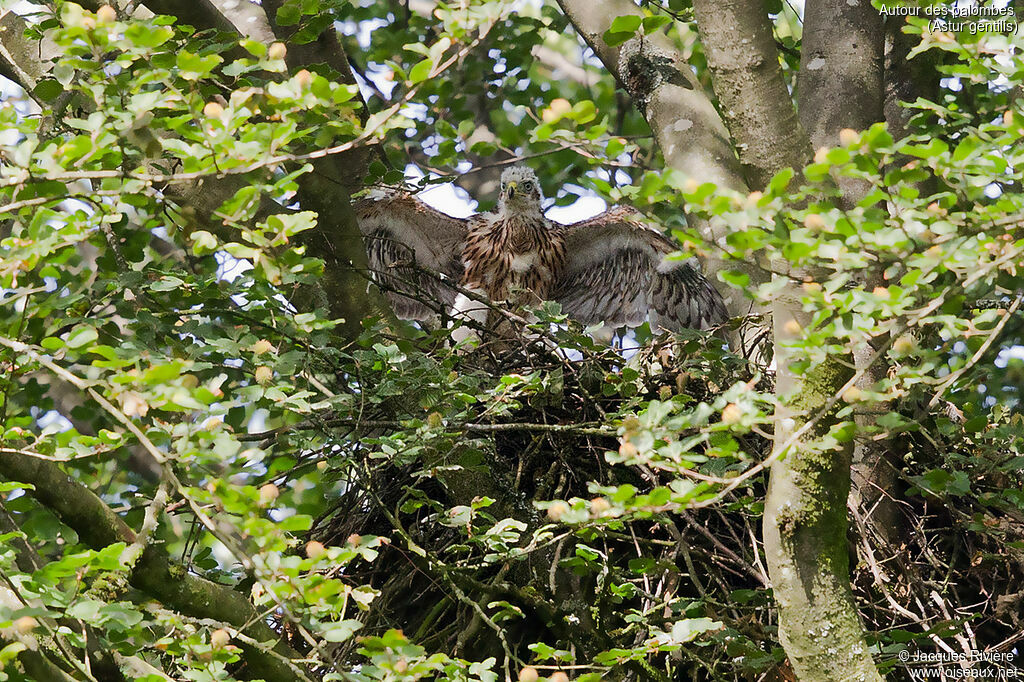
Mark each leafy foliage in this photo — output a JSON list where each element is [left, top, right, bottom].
[[0, 1, 1023, 681]]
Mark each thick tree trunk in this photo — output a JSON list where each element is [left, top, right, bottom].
[[765, 300, 884, 680], [848, 14, 944, 547], [559, 1, 886, 678], [762, 348, 881, 681], [761, 1, 886, 679], [798, 0, 884, 145], [556, 0, 763, 325], [692, 0, 811, 189]]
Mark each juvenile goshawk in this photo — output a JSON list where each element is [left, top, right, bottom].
[[355, 165, 727, 343]]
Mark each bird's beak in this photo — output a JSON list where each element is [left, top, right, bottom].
[[507, 181, 517, 197]]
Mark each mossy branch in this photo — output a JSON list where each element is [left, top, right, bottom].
[[0, 451, 308, 682]]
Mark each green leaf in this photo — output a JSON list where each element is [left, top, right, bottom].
[[603, 30, 635, 47], [603, 15, 643, 46], [66, 326, 98, 349], [190, 230, 219, 255], [903, 138, 948, 159], [275, 0, 301, 25], [323, 619, 363, 642], [767, 167, 794, 194], [609, 15, 643, 33], [408, 58, 433, 83], [719, 270, 749, 288], [963, 415, 987, 433], [33, 79, 64, 103], [470, 141, 497, 156], [570, 100, 596, 124], [264, 211, 317, 237], [67, 599, 104, 621], [123, 23, 173, 48], [240, 39, 267, 57], [279, 514, 313, 532], [142, 361, 183, 384], [952, 136, 979, 162], [670, 617, 722, 643], [176, 51, 222, 79], [0, 642, 27, 664], [100, 603, 143, 629], [642, 15, 672, 33]]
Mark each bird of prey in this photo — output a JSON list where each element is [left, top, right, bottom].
[[354, 166, 727, 344]]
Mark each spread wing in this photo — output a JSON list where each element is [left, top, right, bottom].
[[550, 207, 727, 331], [354, 190, 468, 320]]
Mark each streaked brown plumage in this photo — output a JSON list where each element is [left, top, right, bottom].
[[353, 191, 466, 319], [354, 166, 727, 341]]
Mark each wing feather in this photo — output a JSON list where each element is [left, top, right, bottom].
[[354, 190, 467, 320], [551, 207, 727, 331]]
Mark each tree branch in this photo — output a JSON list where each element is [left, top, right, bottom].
[[0, 10, 58, 102], [110, 0, 239, 35], [555, 0, 763, 325], [209, 0, 275, 43], [0, 452, 308, 682]]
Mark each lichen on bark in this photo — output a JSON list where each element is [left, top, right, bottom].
[[765, 347, 881, 682]]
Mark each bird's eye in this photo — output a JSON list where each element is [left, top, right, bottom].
[[522, 181, 533, 191]]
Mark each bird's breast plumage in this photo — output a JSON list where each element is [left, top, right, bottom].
[[462, 212, 565, 303]]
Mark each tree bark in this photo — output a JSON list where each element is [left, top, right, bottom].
[[262, 0, 396, 337], [0, 10, 58, 97], [692, 0, 811, 189], [0, 451, 307, 682], [759, 0, 886, 679], [555, 0, 763, 324], [761, 350, 881, 681], [798, 0, 885, 203], [846, 14, 944, 546]]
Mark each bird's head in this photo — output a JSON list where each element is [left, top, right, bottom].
[[498, 165, 543, 214]]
